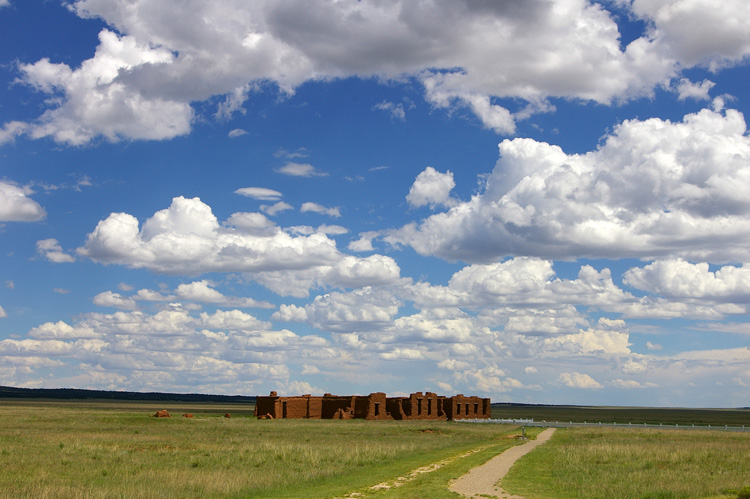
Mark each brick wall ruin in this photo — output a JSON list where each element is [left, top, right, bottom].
[[254, 391, 491, 421]]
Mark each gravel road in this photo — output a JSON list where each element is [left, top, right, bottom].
[[449, 427, 556, 499]]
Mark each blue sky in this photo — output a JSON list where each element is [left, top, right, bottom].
[[1, 0, 749, 407]]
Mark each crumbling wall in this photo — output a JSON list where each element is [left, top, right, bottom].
[[386, 392, 448, 420], [448, 394, 492, 420], [482, 398, 491, 418], [256, 391, 491, 421], [254, 391, 280, 419], [321, 394, 354, 419], [386, 396, 407, 420], [360, 392, 390, 420]]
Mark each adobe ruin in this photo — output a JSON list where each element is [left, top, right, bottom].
[[254, 391, 491, 421]]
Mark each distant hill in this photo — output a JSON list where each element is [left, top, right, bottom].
[[0, 385, 255, 404]]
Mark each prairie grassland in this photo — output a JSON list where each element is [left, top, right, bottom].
[[491, 404, 750, 426], [503, 427, 750, 499], [0, 400, 520, 498]]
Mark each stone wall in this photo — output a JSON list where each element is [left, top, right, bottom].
[[255, 391, 491, 421]]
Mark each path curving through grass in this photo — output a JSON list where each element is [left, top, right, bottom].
[[449, 428, 556, 499]]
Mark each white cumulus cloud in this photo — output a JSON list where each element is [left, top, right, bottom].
[[7, 0, 749, 145], [0, 182, 46, 222], [93, 291, 138, 311], [627, 0, 750, 70], [254, 254, 402, 298], [16, 30, 192, 145], [36, 239, 75, 263], [2, 306, 341, 394], [406, 167, 456, 209], [176, 280, 273, 308], [387, 107, 750, 264], [558, 372, 603, 389], [676, 78, 715, 101], [624, 260, 750, 301], [78, 196, 342, 274], [78, 196, 402, 298]]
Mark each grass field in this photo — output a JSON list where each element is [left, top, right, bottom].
[[503, 427, 750, 499], [1, 399, 749, 498], [0, 400, 523, 498], [491, 404, 750, 426]]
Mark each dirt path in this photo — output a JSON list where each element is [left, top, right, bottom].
[[449, 428, 556, 499]]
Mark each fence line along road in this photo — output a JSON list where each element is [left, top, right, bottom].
[[457, 418, 750, 433]]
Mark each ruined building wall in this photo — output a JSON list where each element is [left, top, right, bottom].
[[255, 391, 491, 421], [445, 394, 492, 420], [358, 392, 389, 420], [254, 391, 280, 419], [320, 395, 355, 419], [254, 392, 325, 419], [282, 396, 312, 419], [483, 397, 491, 418], [387, 392, 447, 420], [308, 395, 323, 418]]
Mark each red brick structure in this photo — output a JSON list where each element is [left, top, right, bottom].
[[254, 391, 491, 421]]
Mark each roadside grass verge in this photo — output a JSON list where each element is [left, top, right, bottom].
[[0, 401, 519, 498], [502, 427, 750, 499]]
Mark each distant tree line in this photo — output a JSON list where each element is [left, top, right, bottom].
[[0, 385, 256, 404]]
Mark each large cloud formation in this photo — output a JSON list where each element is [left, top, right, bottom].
[[387, 107, 750, 263], [0, 306, 331, 394], [78, 196, 402, 295], [4, 0, 750, 144], [5, 251, 750, 399]]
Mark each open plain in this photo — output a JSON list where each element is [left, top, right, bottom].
[[0, 400, 521, 498], [0, 399, 748, 498]]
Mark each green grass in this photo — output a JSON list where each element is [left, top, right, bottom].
[[502, 427, 750, 499], [492, 404, 750, 426], [3, 400, 749, 498], [0, 400, 521, 498], [362, 427, 545, 498]]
